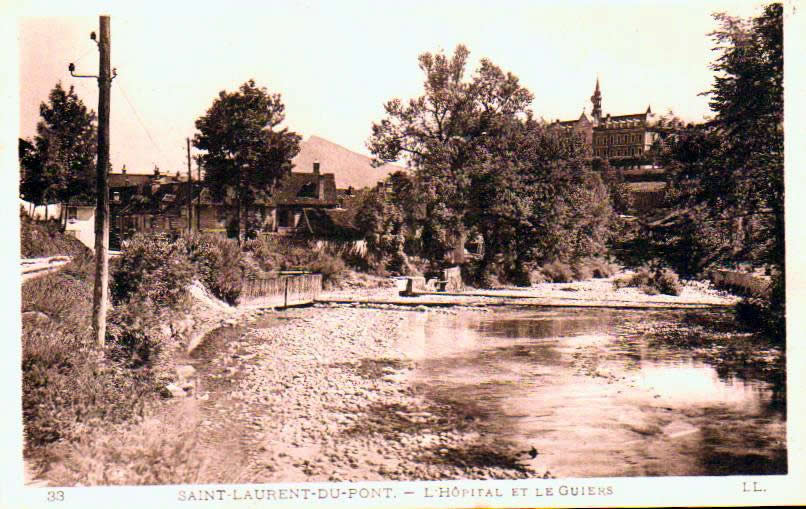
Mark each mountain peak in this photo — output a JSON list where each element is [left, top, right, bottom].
[[292, 135, 405, 189]]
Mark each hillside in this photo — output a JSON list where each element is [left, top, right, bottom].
[[292, 135, 406, 190]]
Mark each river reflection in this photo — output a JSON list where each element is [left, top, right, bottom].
[[401, 308, 786, 477]]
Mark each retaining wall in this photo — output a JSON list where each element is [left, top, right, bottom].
[[709, 269, 771, 296]]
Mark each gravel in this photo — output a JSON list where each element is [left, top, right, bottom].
[[192, 305, 539, 483]]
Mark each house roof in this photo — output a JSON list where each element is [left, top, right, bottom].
[[108, 173, 153, 188], [271, 172, 338, 206], [300, 207, 363, 239]]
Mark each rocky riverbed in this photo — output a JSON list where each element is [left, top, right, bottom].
[[153, 273, 779, 483], [185, 304, 546, 483]]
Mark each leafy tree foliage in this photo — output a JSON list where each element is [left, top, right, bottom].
[[19, 83, 98, 207], [664, 3, 783, 338], [368, 46, 616, 285], [194, 80, 301, 242], [19, 138, 45, 206]]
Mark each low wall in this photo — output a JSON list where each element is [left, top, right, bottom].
[[241, 273, 322, 307], [709, 269, 770, 296]]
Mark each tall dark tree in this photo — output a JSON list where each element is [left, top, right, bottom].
[[19, 138, 45, 209], [194, 80, 301, 242], [23, 83, 98, 207]]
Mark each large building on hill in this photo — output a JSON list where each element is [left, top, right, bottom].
[[549, 78, 671, 168]]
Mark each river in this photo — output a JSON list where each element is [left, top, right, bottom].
[[398, 307, 786, 477]]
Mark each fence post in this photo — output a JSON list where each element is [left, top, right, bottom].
[[284, 276, 288, 308]]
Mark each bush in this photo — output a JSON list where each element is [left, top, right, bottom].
[[629, 267, 653, 288], [653, 268, 682, 296], [246, 237, 348, 288], [306, 252, 347, 289], [528, 269, 548, 285], [571, 261, 593, 281], [736, 271, 785, 344], [111, 234, 194, 307], [22, 272, 152, 451], [589, 257, 619, 278], [541, 261, 574, 283], [47, 401, 204, 485], [183, 234, 244, 305], [614, 266, 682, 296], [109, 234, 195, 364]]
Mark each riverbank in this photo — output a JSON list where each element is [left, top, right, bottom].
[[188, 305, 544, 482], [182, 298, 784, 482], [319, 271, 739, 309], [24, 269, 768, 485], [161, 271, 754, 482]]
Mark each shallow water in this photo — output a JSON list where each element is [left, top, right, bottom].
[[400, 308, 786, 477]]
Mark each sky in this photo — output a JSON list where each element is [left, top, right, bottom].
[[15, 0, 773, 175]]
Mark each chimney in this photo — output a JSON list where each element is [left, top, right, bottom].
[[314, 161, 325, 200], [121, 164, 127, 175], [122, 164, 129, 185], [153, 165, 160, 177]]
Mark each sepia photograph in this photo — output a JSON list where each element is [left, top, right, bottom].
[[4, 0, 804, 507]]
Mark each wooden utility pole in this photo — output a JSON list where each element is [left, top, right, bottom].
[[186, 138, 193, 232], [92, 16, 111, 347], [196, 159, 201, 232]]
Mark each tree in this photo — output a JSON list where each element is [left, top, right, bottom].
[[19, 138, 45, 209], [665, 3, 783, 338], [194, 80, 301, 243], [21, 83, 98, 209], [368, 46, 533, 275], [369, 46, 617, 285]]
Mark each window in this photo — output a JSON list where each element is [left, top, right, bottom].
[[297, 182, 316, 198], [112, 191, 121, 202], [67, 207, 78, 221]]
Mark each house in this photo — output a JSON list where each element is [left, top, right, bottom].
[[112, 161, 341, 240], [62, 198, 95, 249], [269, 161, 338, 234]]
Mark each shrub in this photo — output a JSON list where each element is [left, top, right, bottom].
[[628, 267, 653, 288], [109, 234, 195, 364], [541, 261, 574, 283], [590, 257, 619, 278], [111, 234, 194, 307], [653, 268, 682, 296], [528, 269, 548, 285], [183, 234, 243, 305], [245, 237, 348, 288], [571, 261, 593, 281], [614, 266, 682, 296], [22, 272, 152, 451], [736, 272, 785, 344], [306, 252, 347, 289], [47, 401, 204, 485]]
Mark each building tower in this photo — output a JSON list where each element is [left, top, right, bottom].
[[590, 77, 602, 123]]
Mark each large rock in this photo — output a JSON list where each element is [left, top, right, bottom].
[[160, 383, 186, 399]]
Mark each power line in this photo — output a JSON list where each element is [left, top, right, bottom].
[[115, 76, 167, 167], [71, 45, 96, 66]]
